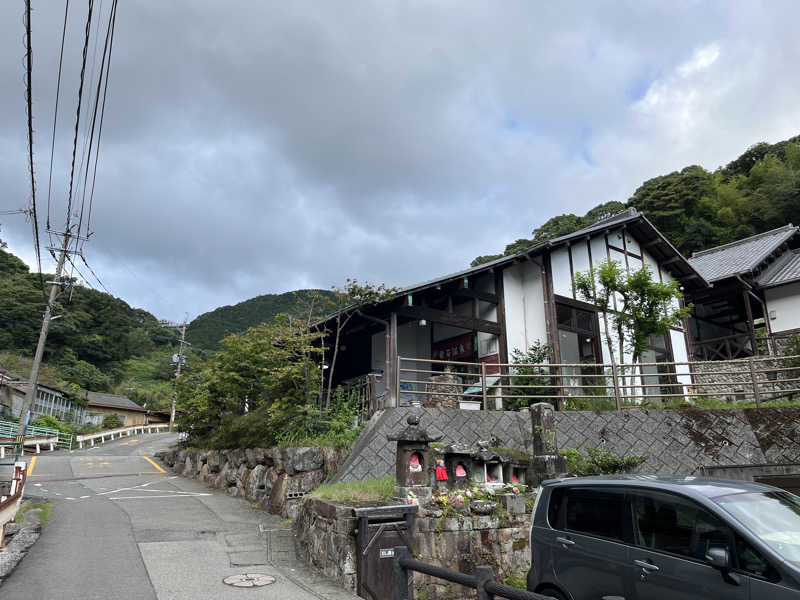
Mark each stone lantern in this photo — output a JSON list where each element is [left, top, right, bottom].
[[389, 413, 442, 502]]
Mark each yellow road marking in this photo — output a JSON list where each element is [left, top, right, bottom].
[[142, 456, 166, 473], [27, 456, 37, 476]]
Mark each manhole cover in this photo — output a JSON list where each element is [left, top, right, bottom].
[[222, 574, 276, 588]]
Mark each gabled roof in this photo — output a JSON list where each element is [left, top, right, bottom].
[[688, 225, 798, 283], [757, 248, 800, 289], [394, 208, 705, 297], [86, 392, 147, 412]]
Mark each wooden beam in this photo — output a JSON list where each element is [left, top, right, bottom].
[[660, 255, 684, 266], [451, 288, 499, 303], [643, 238, 663, 248], [495, 270, 509, 367], [397, 306, 502, 335]]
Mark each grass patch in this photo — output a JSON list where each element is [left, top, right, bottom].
[[15, 502, 53, 525], [503, 570, 527, 590], [311, 476, 396, 503]]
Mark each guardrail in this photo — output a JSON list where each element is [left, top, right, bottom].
[[0, 436, 59, 458], [391, 546, 551, 599], [0, 419, 72, 450], [0, 461, 27, 547], [75, 423, 169, 448]]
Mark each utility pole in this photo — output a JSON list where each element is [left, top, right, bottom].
[[16, 230, 72, 455], [169, 319, 187, 431]]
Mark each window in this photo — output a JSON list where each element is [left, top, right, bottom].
[[548, 487, 566, 529], [556, 303, 601, 398], [735, 534, 779, 580], [631, 492, 730, 561], [565, 488, 625, 541]]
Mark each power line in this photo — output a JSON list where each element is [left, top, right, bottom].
[[85, 0, 118, 240], [78, 0, 117, 243], [65, 0, 94, 233], [23, 0, 45, 298], [46, 0, 70, 236]]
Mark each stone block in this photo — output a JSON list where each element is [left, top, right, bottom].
[[499, 494, 525, 514], [285, 446, 324, 474], [206, 450, 222, 473], [288, 468, 325, 494]]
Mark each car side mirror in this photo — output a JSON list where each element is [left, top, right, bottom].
[[705, 547, 741, 586], [705, 547, 730, 569]]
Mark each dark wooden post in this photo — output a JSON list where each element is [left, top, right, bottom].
[[392, 546, 411, 600], [390, 311, 398, 407], [475, 566, 495, 600], [743, 290, 758, 356]]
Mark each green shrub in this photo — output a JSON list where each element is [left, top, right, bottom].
[[30, 414, 73, 434], [559, 447, 648, 476], [505, 342, 555, 411], [102, 413, 124, 429]]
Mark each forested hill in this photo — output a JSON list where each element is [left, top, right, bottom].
[[186, 289, 334, 349], [472, 134, 800, 266], [0, 242, 178, 398]]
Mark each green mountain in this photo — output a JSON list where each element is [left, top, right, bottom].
[[0, 242, 179, 405], [186, 289, 335, 349], [472, 134, 800, 265]]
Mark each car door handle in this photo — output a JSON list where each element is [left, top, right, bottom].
[[555, 537, 575, 547], [633, 559, 660, 572]]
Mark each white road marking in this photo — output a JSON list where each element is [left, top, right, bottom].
[[80, 495, 90, 499], [33, 483, 41, 487], [96, 479, 160, 496], [109, 493, 211, 500], [65, 497, 75, 500]]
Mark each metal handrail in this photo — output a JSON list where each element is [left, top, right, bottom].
[[391, 546, 550, 600]]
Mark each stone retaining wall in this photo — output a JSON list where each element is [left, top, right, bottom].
[[293, 497, 531, 600], [693, 357, 799, 401], [156, 446, 348, 519]]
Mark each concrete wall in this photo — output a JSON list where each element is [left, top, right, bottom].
[[86, 405, 147, 426], [332, 405, 800, 483], [502, 261, 547, 357], [766, 281, 800, 334]]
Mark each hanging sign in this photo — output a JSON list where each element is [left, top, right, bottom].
[[432, 333, 473, 361]]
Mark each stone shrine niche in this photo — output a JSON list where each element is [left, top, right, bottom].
[[484, 462, 503, 486], [388, 413, 442, 501]]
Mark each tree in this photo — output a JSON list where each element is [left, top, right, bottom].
[[505, 341, 554, 411], [176, 315, 324, 446], [324, 279, 397, 409], [574, 260, 690, 365]]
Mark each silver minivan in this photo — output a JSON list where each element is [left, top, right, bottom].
[[527, 476, 800, 599]]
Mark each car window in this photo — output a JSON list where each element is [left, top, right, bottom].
[[735, 534, 780, 581], [631, 491, 730, 561], [548, 487, 565, 529], [565, 488, 625, 541]]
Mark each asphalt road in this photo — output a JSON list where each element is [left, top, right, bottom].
[[1, 433, 357, 600]]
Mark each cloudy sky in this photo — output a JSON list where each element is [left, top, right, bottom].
[[2, 1, 799, 322]]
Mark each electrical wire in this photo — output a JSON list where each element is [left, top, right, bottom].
[[46, 0, 70, 237], [65, 0, 94, 233], [23, 0, 46, 298], [79, 253, 111, 295], [78, 0, 116, 244], [85, 0, 118, 240]]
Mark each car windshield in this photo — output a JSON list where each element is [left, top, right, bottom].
[[714, 490, 800, 564]]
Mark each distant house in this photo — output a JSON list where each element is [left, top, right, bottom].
[[318, 208, 706, 408], [84, 392, 148, 426], [0, 374, 85, 423], [686, 224, 800, 360], [0, 371, 147, 426]]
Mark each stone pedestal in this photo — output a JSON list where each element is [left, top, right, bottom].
[[529, 402, 567, 485], [424, 373, 462, 408]]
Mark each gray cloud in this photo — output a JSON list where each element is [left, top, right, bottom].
[[2, 1, 800, 322]]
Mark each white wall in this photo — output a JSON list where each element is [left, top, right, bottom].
[[765, 282, 800, 333], [502, 261, 548, 357]]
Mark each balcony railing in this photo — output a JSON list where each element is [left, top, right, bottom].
[[395, 354, 800, 411]]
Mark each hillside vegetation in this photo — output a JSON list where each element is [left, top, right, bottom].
[[472, 135, 800, 265], [186, 289, 334, 349], [0, 243, 180, 409]]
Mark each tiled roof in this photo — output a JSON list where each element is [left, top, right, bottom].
[[757, 249, 800, 288], [86, 392, 147, 412], [688, 225, 798, 282]]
